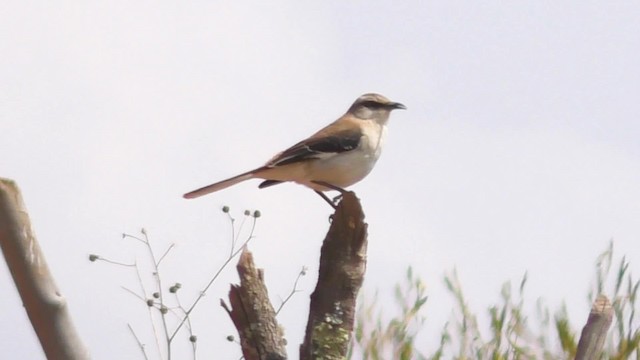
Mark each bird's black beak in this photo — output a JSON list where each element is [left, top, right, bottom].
[[390, 102, 407, 110]]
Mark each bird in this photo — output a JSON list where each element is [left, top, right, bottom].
[[183, 93, 405, 205]]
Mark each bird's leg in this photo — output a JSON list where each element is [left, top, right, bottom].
[[315, 190, 337, 209], [312, 181, 348, 209]]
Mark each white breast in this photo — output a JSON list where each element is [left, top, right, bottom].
[[360, 119, 387, 160]]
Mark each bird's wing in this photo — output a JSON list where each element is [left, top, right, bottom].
[[266, 128, 362, 167]]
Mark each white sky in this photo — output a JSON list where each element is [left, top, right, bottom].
[[1, 1, 639, 359]]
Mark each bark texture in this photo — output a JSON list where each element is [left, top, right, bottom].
[[300, 191, 368, 360], [575, 294, 613, 360], [222, 250, 287, 360], [0, 178, 89, 360], [223, 192, 367, 360]]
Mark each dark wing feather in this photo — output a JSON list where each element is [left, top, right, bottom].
[[258, 180, 283, 188], [267, 129, 362, 167]]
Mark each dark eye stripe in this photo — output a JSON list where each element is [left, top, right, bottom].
[[361, 100, 386, 109]]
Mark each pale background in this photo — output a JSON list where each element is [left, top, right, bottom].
[[1, 1, 639, 359]]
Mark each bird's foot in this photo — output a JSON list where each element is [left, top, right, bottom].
[[312, 181, 347, 209], [315, 190, 338, 209]]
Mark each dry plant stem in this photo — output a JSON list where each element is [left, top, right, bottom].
[[575, 294, 613, 360], [95, 256, 135, 267], [172, 293, 197, 359], [275, 267, 306, 315], [0, 178, 90, 359], [140, 231, 172, 358], [169, 216, 257, 342], [128, 323, 150, 360], [222, 249, 287, 360], [156, 243, 175, 267], [134, 261, 164, 358], [120, 237, 168, 359], [300, 191, 368, 360], [230, 213, 247, 257]]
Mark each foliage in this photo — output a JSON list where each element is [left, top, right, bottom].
[[593, 242, 640, 359], [352, 242, 640, 359], [351, 267, 428, 360]]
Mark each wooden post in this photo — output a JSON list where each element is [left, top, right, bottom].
[[222, 250, 287, 360], [223, 192, 367, 360], [0, 178, 90, 360], [300, 191, 368, 360], [575, 294, 613, 360]]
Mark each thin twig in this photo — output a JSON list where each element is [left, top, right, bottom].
[[128, 323, 150, 360], [118, 211, 257, 359], [123, 233, 147, 244], [134, 261, 163, 360], [140, 230, 172, 360], [275, 266, 307, 315], [235, 215, 248, 245], [169, 216, 257, 342], [122, 286, 146, 302], [93, 256, 136, 267], [230, 212, 248, 257], [173, 293, 197, 360], [226, 211, 236, 258], [157, 244, 176, 268]]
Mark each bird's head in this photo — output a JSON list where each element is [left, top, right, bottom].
[[348, 93, 406, 123]]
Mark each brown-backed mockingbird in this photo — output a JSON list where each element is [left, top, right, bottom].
[[183, 93, 405, 205]]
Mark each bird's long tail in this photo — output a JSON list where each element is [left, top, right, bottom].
[[183, 168, 262, 199]]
